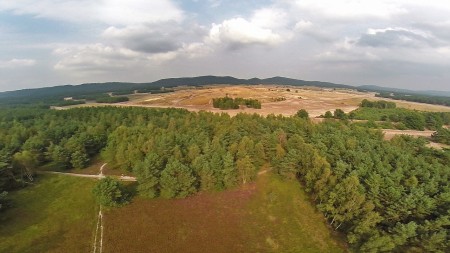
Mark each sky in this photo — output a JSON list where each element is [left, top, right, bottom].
[[1, 0, 450, 92]]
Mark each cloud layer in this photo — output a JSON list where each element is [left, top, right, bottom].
[[1, 0, 450, 91]]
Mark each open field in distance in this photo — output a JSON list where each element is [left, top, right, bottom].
[[56, 85, 450, 117]]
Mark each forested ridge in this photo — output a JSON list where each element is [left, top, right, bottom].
[[0, 106, 449, 252]]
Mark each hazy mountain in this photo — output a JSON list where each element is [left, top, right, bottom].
[[359, 85, 450, 97]]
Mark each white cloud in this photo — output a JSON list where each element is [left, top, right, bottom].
[[2, 0, 450, 91], [0, 58, 36, 68], [53, 44, 140, 73], [207, 18, 283, 49], [289, 0, 406, 20], [251, 8, 289, 29], [0, 0, 183, 25]]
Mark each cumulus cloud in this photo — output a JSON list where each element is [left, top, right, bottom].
[[2, 0, 450, 91], [207, 18, 283, 50], [102, 22, 206, 54], [0, 58, 36, 68], [103, 25, 182, 54], [53, 44, 140, 73]]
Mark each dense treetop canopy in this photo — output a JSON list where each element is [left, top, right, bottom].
[[0, 106, 449, 252]]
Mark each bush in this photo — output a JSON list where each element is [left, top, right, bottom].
[[296, 109, 309, 119], [92, 177, 130, 207]]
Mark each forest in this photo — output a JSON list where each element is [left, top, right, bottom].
[[0, 106, 449, 252]]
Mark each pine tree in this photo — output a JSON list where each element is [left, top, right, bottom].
[[133, 153, 163, 198], [236, 155, 255, 184], [160, 160, 197, 198]]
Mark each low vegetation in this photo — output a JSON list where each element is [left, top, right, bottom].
[[0, 175, 96, 253], [432, 128, 450, 145], [102, 172, 346, 252]]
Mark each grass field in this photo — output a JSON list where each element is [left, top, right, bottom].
[[0, 175, 97, 253], [245, 173, 346, 253], [102, 172, 346, 253]]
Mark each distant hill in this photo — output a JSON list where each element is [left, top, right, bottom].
[[1, 75, 449, 106], [358, 85, 450, 106], [0, 76, 354, 106], [359, 85, 450, 98], [152, 75, 354, 89]]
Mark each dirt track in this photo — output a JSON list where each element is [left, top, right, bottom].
[[382, 129, 435, 140], [40, 171, 137, 181]]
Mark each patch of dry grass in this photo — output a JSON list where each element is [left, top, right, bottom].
[[102, 172, 347, 253]]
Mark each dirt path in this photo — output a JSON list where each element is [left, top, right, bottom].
[[40, 171, 137, 181], [92, 207, 103, 253], [92, 164, 106, 253], [257, 169, 270, 176], [382, 129, 435, 140]]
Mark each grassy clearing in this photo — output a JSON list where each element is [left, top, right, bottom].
[[245, 173, 347, 253], [103, 183, 255, 253], [103, 172, 346, 252], [0, 174, 97, 253]]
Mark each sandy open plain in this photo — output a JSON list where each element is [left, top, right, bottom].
[[122, 85, 450, 117], [56, 85, 450, 118], [123, 85, 367, 117]]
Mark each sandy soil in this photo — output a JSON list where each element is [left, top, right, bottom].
[[382, 129, 436, 140], [56, 85, 450, 118], [381, 129, 450, 150], [125, 85, 368, 117]]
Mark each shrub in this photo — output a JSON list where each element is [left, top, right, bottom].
[[92, 177, 130, 207]]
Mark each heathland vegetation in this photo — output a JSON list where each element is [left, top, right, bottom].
[[1, 105, 449, 252]]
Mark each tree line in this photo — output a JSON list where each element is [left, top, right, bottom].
[[212, 97, 261, 109], [361, 99, 396, 109], [376, 92, 450, 107]]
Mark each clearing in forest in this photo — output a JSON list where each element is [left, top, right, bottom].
[[102, 172, 347, 253], [0, 175, 97, 253]]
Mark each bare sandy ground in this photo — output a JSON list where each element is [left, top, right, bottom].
[[55, 85, 450, 119], [125, 86, 369, 117], [127, 85, 450, 116], [382, 129, 436, 140], [381, 129, 449, 150]]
